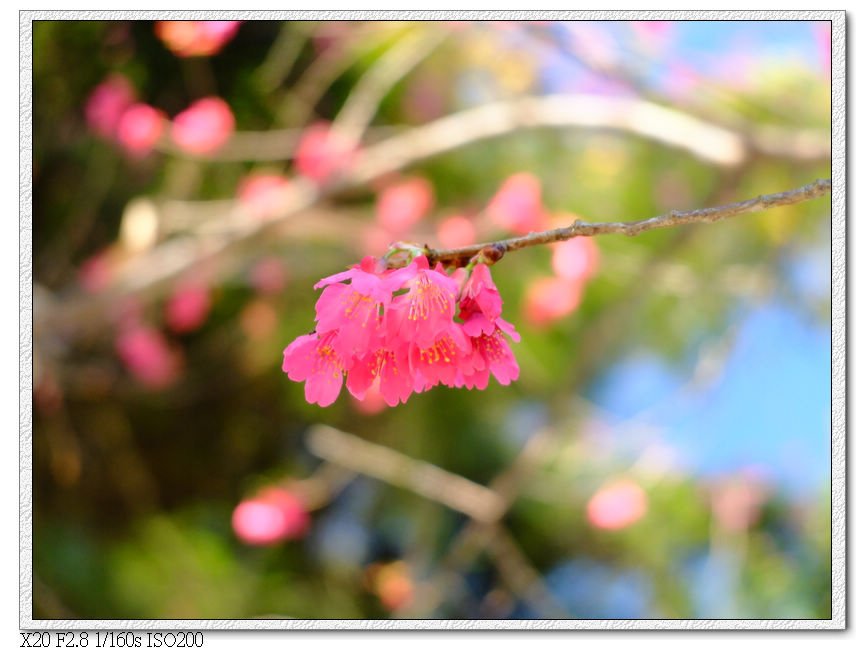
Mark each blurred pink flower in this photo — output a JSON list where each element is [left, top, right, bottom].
[[155, 21, 242, 57], [522, 276, 584, 328], [85, 74, 136, 138], [566, 22, 619, 67], [551, 236, 600, 282], [814, 22, 831, 76], [115, 325, 182, 389], [232, 487, 310, 546], [487, 173, 548, 235], [660, 62, 700, 101], [249, 257, 288, 295], [239, 299, 278, 340], [630, 21, 675, 53], [376, 177, 434, 234], [171, 97, 235, 155], [436, 215, 476, 249], [116, 103, 165, 157], [237, 173, 291, 220], [360, 225, 396, 258], [78, 249, 114, 293], [711, 472, 769, 532], [402, 75, 446, 123], [311, 21, 353, 55], [165, 283, 211, 333], [350, 381, 388, 415], [294, 122, 355, 184], [587, 479, 648, 530]]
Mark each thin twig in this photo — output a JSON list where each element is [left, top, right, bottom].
[[424, 178, 831, 267]]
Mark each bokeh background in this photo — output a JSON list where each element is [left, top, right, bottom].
[[32, 19, 832, 620]]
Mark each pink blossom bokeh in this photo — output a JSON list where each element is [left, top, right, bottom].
[[171, 97, 235, 156], [232, 487, 310, 545]]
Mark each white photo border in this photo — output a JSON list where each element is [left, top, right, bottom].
[[19, 8, 846, 631]]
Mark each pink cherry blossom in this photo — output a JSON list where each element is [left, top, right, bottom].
[[283, 254, 520, 407], [346, 340, 414, 407], [85, 75, 136, 138], [165, 282, 211, 333], [388, 256, 459, 349], [459, 262, 503, 326], [156, 21, 242, 57], [314, 256, 410, 359], [458, 316, 520, 389], [232, 487, 309, 546], [586, 479, 648, 530], [116, 103, 165, 157], [237, 173, 291, 220], [436, 215, 476, 248], [294, 122, 355, 184], [376, 177, 434, 234], [409, 322, 473, 389], [115, 325, 182, 389], [282, 331, 346, 407], [487, 173, 548, 235], [551, 236, 600, 282], [171, 97, 235, 155]]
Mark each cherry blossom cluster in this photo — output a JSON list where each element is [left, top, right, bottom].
[[282, 254, 520, 407]]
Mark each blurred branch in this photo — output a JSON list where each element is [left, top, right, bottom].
[[256, 22, 313, 93], [159, 93, 828, 167], [290, 462, 356, 511], [405, 427, 559, 616], [333, 26, 449, 147], [484, 523, 571, 618], [351, 94, 829, 183], [306, 425, 505, 522], [306, 423, 569, 617], [42, 95, 828, 336], [424, 178, 831, 266], [274, 22, 400, 127]]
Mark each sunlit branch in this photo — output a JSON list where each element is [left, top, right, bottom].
[[424, 178, 831, 267], [351, 95, 830, 182]]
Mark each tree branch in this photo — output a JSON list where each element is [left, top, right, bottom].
[[306, 425, 506, 522], [350, 95, 829, 182], [424, 178, 831, 267]]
